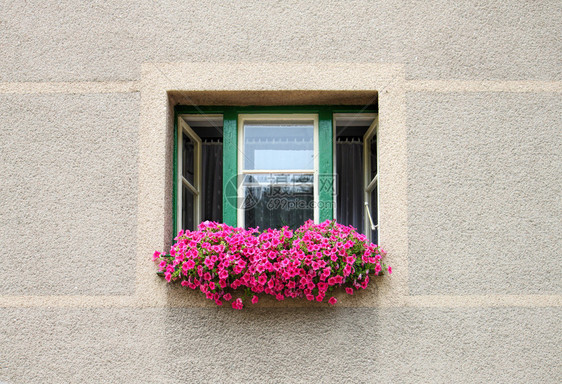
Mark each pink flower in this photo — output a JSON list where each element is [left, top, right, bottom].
[[388, 266, 392, 274], [257, 275, 267, 285], [155, 220, 390, 309], [232, 298, 243, 310], [218, 269, 229, 279]]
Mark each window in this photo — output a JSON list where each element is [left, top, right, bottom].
[[175, 115, 223, 232], [174, 106, 379, 242], [238, 114, 318, 230]]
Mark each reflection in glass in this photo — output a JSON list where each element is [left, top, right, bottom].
[[182, 184, 195, 230], [370, 134, 377, 180], [244, 121, 314, 170], [335, 139, 364, 233], [243, 174, 314, 230], [182, 133, 194, 185], [200, 142, 223, 222]]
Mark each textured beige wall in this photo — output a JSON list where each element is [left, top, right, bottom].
[[407, 92, 561, 295], [0, 1, 561, 383], [0, 93, 139, 295]]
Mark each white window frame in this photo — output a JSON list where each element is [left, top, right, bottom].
[[236, 113, 320, 228], [176, 117, 202, 232], [363, 115, 379, 242]]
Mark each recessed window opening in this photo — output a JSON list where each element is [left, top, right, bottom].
[[174, 105, 378, 243]]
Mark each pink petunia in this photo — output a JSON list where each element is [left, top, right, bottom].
[[328, 297, 337, 305], [232, 298, 243, 310], [156, 220, 389, 309], [218, 269, 229, 279], [251, 295, 259, 304]]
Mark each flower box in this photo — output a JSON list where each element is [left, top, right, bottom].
[[153, 220, 391, 309]]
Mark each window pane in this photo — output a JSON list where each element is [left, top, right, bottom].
[[370, 185, 378, 244], [370, 134, 377, 179], [182, 184, 195, 230], [243, 173, 313, 230], [182, 133, 195, 185], [200, 141, 223, 222], [243, 120, 314, 170], [335, 140, 363, 233]]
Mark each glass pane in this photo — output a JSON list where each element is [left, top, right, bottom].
[[370, 185, 378, 244], [182, 184, 195, 231], [243, 173, 314, 230], [182, 133, 195, 185], [370, 133, 377, 180], [335, 140, 363, 233], [200, 142, 223, 222], [244, 120, 314, 170]]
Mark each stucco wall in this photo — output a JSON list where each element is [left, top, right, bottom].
[[0, 1, 560, 383]]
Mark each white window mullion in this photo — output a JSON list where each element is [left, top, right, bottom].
[[241, 169, 314, 174], [182, 177, 199, 196], [366, 174, 378, 193]]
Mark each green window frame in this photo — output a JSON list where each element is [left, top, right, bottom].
[[173, 105, 377, 238]]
